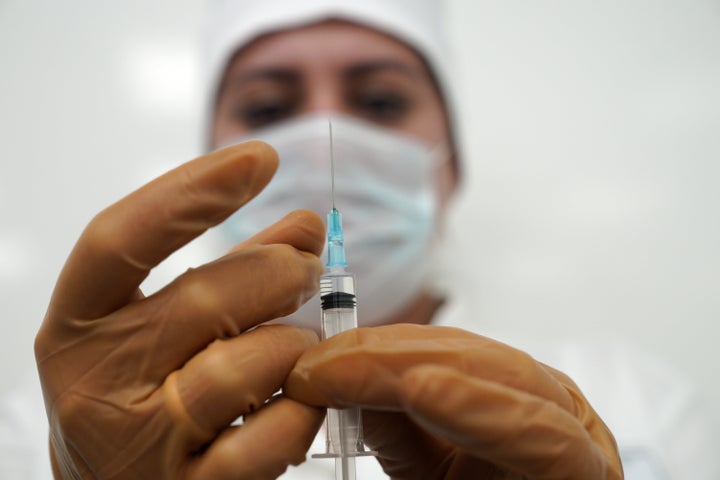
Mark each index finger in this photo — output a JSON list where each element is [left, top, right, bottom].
[[50, 141, 278, 320]]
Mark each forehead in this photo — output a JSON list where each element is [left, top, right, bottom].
[[224, 19, 429, 76]]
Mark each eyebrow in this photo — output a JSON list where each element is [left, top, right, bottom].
[[228, 60, 424, 87], [343, 60, 424, 80], [228, 68, 299, 86]]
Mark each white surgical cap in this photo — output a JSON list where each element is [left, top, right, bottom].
[[203, 0, 460, 154]]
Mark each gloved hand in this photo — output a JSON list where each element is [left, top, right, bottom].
[[285, 324, 624, 480], [35, 141, 327, 480]]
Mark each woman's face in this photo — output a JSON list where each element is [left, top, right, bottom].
[[212, 20, 457, 201]]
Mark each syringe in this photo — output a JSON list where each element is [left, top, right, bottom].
[[312, 121, 377, 480]]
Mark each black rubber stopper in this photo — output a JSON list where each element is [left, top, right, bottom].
[[320, 291, 356, 310]]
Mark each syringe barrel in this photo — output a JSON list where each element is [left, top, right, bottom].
[[320, 270, 357, 339], [315, 268, 377, 462]]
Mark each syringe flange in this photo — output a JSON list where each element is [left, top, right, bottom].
[[312, 450, 379, 459]]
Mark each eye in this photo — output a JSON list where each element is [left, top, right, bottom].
[[350, 90, 411, 123], [233, 98, 297, 129]]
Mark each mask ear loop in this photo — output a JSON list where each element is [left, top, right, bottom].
[[421, 139, 460, 305], [427, 138, 462, 196], [426, 141, 454, 173]]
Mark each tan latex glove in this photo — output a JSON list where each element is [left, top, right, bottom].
[[35, 141, 327, 480], [285, 324, 623, 480]]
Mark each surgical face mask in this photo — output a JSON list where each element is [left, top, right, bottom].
[[217, 114, 446, 330]]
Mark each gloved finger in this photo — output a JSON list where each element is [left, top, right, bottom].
[[130, 238, 323, 373], [183, 397, 324, 480], [228, 208, 325, 256], [285, 324, 574, 414], [164, 325, 319, 441], [398, 364, 621, 480], [536, 362, 623, 478], [50, 141, 278, 321]]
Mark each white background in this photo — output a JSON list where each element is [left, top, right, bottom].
[[1, 0, 719, 428]]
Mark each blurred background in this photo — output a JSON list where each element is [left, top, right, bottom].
[[1, 0, 719, 436]]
